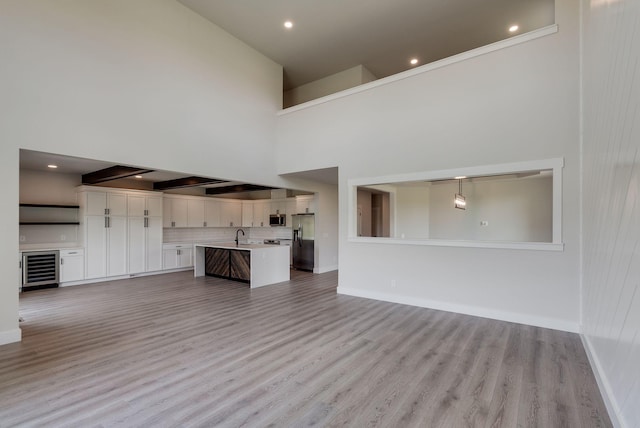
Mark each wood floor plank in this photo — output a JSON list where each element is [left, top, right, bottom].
[[0, 270, 612, 427]]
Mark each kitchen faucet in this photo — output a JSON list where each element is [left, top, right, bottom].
[[235, 228, 245, 246]]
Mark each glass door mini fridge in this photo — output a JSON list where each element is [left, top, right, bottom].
[[291, 213, 314, 271]]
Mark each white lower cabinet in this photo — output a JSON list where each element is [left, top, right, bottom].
[[163, 244, 193, 270], [60, 249, 84, 283], [80, 186, 164, 281], [129, 216, 163, 274], [85, 214, 127, 279]]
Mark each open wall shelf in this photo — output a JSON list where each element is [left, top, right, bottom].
[[19, 204, 80, 209], [19, 204, 80, 225]]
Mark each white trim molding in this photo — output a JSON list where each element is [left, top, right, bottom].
[[581, 334, 626, 428], [279, 25, 559, 115], [349, 237, 564, 251], [315, 265, 339, 274], [0, 328, 22, 346]]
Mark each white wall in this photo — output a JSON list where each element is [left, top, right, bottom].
[[429, 176, 552, 242], [0, 0, 284, 344], [284, 65, 377, 108], [581, 0, 640, 426], [395, 186, 430, 239], [277, 0, 580, 331], [20, 170, 81, 205]]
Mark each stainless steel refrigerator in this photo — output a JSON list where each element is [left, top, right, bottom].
[[291, 213, 314, 271]]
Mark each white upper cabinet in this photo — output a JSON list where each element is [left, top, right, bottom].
[[242, 201, 254, 227], [296, 195, 315, 214], [84, 191, 127, 216], [220, 200, 242, 227], [163, 197, 188, 228], [187, 199, 205, 228], [286, 199, 297, 227], [128, 194, 163, 217], [256, 201, 270, 227], [204, 199, 220, 228], [270, 200, 286, 215]]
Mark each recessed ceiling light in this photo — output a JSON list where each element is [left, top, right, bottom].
[[47, 164, 58, 169], [135, 175, 143, 179], [509, 25, 519, 33], [284, 21, 293, 29], [410, 58, 419, 66]]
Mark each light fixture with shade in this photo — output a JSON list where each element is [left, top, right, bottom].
[[454, 178, 466, 210]]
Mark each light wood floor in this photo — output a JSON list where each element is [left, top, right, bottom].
[[2, 270, 610, 427]]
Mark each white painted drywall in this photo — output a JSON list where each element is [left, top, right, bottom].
[[20, 170, 81, 205], [0, 0, 285, 344], [581, 0, 640, 425], [395, 185, 430, 239], [277, 0, 581, 331], [284, 65, 377, 108], [429, 176, 552, 242], [313, 182, 339, 273]]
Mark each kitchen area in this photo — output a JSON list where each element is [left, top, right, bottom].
[[18, 151, 319, 292]]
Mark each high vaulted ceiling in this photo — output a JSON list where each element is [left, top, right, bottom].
[[177, 0, 554, 91]]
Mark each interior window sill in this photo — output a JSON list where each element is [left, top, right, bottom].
[[348, 237, 564, 251]]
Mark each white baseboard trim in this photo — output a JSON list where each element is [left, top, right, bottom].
[[581, 334, 625, 428], [0, 328, 22, 346], [337, 286, 580, 333], [314, 265, 338, 274], [60, 268, 193, 287]]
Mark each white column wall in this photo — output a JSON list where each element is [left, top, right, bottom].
[[581, 0, 640, 425], [277, 0, 581, 331], [0, 0, 283, 344]]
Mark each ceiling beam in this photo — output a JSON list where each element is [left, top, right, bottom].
[[153, 176, 228, 190], [82, 166, 154, 185], [205, 184, 275, 195]]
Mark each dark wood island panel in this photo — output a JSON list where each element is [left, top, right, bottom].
[[230, 250, 250, 282], [205, 247, 251, 284], [205, 248, 229, 278]]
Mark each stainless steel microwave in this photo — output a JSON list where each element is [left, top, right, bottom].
[[269, 214, 286, 227]]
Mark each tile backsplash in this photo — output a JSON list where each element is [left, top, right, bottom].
[[19, 224, 79, 247], [162, 227, 292, 243]]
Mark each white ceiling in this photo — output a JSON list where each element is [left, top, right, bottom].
[[177, 0, 554, 90], [19, 150, 241, 189]]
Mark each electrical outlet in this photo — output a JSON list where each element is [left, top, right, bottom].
[[391, 279, 397, 288], [19, 235, 25, 242], [60, 234, 66, 241]]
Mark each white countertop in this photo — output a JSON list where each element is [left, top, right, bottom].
[[194, 242, 280, 250], [20, 243, 83, 252]]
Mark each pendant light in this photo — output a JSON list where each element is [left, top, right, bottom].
[[454, 178, 466, 210]]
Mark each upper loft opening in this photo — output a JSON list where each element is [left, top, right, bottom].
[[177, 0, 555, 108]]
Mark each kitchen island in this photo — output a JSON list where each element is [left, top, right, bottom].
[[194, 243, 290, 288]]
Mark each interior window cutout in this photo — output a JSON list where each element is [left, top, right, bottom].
[[350, 159, 563, 250]]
